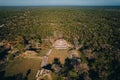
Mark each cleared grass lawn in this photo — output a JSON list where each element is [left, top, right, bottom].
[[48, 49, 70, 64], [37, 48, 50, 57], [3, 58, 41, 80]]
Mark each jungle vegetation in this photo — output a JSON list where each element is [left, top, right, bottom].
[[0, 7, 120, 80]]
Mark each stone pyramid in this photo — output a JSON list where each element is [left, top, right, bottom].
[[53, 39, 69, 49]]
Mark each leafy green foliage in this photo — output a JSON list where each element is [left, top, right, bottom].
[[0, 7, 120, 80]]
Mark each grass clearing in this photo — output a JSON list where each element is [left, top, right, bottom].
[[1, 57, 41, 80], [37, 48, 50, 57], [48, 49, 70, 64]]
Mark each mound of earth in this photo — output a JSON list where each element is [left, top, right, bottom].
[[20, 51, 41, 59]]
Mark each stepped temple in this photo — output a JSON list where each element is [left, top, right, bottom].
[[53, 39, 69, 49]]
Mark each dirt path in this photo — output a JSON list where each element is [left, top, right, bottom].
[[36, 49, 53, 80], [46, 49, 52, 56], [41, 49, 52, 67]]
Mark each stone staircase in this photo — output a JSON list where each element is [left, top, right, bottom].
[[53, 39, 69, 49]]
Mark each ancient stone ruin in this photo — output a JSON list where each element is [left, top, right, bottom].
[[53, 39, 69, 49]]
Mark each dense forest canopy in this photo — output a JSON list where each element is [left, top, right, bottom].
[[0, 7, 120, 80], [0, 7, 120, 50]]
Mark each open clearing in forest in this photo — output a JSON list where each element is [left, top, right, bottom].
[[48, 49, 70, 64], [1, 58, 41, 80]]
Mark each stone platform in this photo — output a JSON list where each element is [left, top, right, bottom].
[[53, 39, 69, 49]]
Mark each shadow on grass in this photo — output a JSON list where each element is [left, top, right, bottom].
[[53, 58, 62, 66], [43, 64, 52, 70], [23, 69, 31, 80], [0, 69, 31, 80], [0, 47, 10, 60], [0, 70, 23, 80]]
